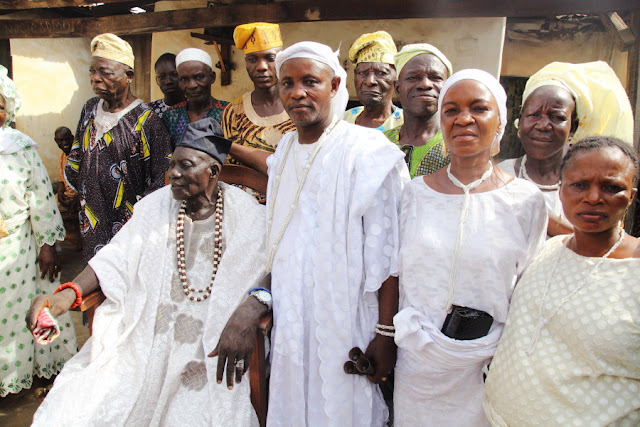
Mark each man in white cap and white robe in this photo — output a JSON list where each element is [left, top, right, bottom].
[[226, 41, 410, 426]]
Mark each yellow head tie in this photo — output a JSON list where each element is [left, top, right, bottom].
[[349, 31, 397, 65], [520, 61, 634, 145], [233, 22, 283, 54], [90, 33, 135, 69]]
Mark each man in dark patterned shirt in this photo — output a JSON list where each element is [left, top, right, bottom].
[[65, 34, 171, 262], [148, 53, 185, 118], [162, 48, 229, 148]]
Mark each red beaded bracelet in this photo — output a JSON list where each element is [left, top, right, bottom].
[[55, 282, 83, 310]]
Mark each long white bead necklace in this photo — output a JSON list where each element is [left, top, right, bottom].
[[176, 186, 224, 302], [265, 117, 339, 272], [525, 228, 625, 355], [519, 154, 560, 191], [443, 161, 494, 311]]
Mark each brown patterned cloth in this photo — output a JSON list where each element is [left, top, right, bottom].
[[222, 92, 296, 201]]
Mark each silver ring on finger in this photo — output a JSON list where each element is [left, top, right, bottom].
[[235, 359, 245, 370]]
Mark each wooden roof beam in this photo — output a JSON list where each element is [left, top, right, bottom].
[[0, 0, 146, 9], [0, 0, 638, 39], [600, 12, 636, 51]]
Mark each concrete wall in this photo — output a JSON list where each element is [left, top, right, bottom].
[[502, 30, 628, 86], [10, 37, 93, 179]]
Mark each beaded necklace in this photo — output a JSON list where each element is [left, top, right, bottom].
[[265, 117, 339, 272], [176, 186, 224, 302], [519, 154, 560, 191], [525, 228, 625, 355], [443, 162, 494, 311]]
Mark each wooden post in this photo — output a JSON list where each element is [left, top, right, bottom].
[[627, 11, 640, 236], [123, 34, 152, 103], [0, 39, 10, 76]]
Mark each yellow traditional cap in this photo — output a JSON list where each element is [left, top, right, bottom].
[[90, 33, 135, 69], [233, 22, 282, 54], [395, 43, 452, 77], [521, 61, 634, 145], [348, 31, 397, 65]]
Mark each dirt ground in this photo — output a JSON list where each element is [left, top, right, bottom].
[[0, 229, 89, 427]]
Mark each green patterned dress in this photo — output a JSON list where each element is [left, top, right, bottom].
[[383, 127, 450, 179], [0, 142, 77, 397]]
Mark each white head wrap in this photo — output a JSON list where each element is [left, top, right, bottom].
[[438, 69, 507, 155], [176, 48, 213, 69], [275, 41, 348, 121], [0, 65, 22, 127]]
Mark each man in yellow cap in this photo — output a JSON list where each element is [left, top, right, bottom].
[[344, 31, 403, 131], [65, 33, 172, 263], [384, 43, 453, 178], [220, 22, 295, 203]]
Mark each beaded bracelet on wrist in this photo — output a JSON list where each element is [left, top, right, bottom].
[[375, 327, 395, 337], [55, 282, 83, 310], [376, 323, 395, 331]]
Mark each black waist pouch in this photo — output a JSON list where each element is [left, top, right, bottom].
[[441, 305, 493, 340]]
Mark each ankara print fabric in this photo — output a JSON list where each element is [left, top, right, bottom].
[[148, 99, 170, 118], [384, 127, 450, 179], [65, 97, 171, 263], [162, 99, 229, 148], [222, 93, 295, 202]]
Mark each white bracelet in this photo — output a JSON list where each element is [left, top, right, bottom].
[[375, 327, 395, 337], [376, 323, 395, 331]]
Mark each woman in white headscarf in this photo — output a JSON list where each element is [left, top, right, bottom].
[[0, 65, 77, 397], [393, 69, 547, 426]]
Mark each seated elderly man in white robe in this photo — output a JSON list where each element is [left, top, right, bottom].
[[27, 117, 269, 426], [228, 41, 410, 426]]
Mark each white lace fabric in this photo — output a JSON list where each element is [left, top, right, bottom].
[[32, 184, 266, 426], [393, 176, 547, 426], [497, 158, 563, 217], [484, 236, 640, 426], [265, 122, 410, 426], [94, 98, 142, 142]]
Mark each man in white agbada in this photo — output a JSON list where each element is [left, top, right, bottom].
[[228, 41, 410, 426], [27, 118, 270, 426]]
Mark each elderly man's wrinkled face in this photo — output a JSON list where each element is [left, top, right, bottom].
[[0, 95, 6, 128], [168, 146, 219, 201], [395, 53, 447, 119], [246, 47, 281, 90], [155, 59, 180, 97], [354, 62, 396, 107], [178, 61, 215, 104], [90, 57, 132, 103], [279, 58, 339, 130]]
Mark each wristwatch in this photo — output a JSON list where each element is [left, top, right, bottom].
[[250, 289, 272, 311]]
